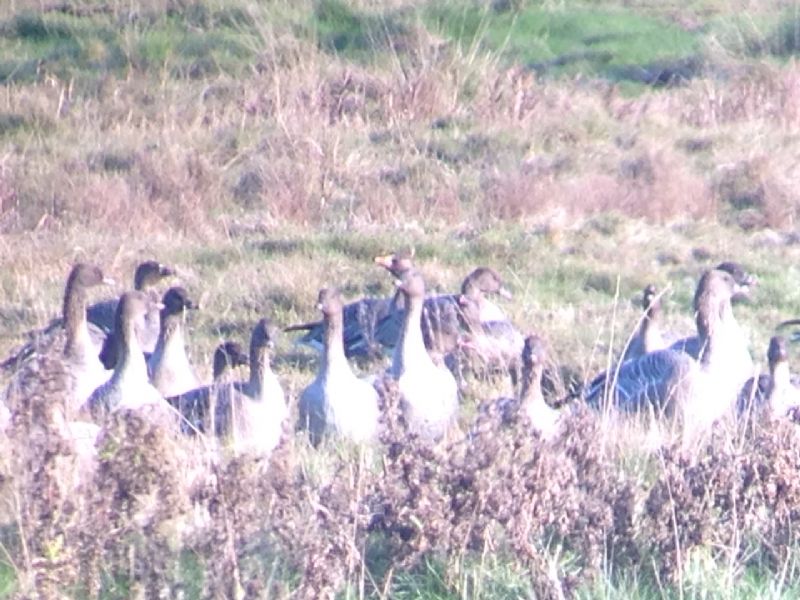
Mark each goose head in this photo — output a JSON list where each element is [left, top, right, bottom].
[[521, 334, 547, 370], [461, 267, 512, 300], [694, 268, 741, 340], [642, 284, 661, 318], [374, 248, 415, 278], [212, 341, 249, 379], [116, 291, 160, 338], [768, 336, 788, 372], [317, 287, 344, 319], [715, 261, 756, 302], [251, 318, 277, 351], [134, 261, 176, 291], [161, 286, 199, 319]]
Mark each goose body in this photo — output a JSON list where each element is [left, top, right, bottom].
[[214, 319, 287, 454], [286, 250, 414, 358], [83, 291, 169, 422], [148, 287, 201, 398], [375, 266, 513, 355], [391, 270, 458, 439], [298, 288, 380, 445]]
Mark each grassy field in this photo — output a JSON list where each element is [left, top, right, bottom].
[[3, 0, 800, 597]]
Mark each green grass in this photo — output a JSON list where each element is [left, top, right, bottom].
[[425, 1, 700, 83]]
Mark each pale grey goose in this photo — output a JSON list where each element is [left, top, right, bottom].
[[82, 291, 170, 423], [298, 288, 380, 446], [621, 284, 668, 364], [168, 341, 249, 436], [390, 269, 458, 439], [285, 249, 414, 358], [97, 261, 176, 368], [213, 319, 286, 454], [738, 336, 800, 420], [2, 263, 114, 413], [147, 287, 201, 398], [585, 269, 744, 433]]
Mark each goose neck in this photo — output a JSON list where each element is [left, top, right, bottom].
[[115, 316, 148, 381], [322, 311, 348, 374], [63, 279, 90, 359], [519, 364, 545, 409], [248, 345, 272, 398], [394, 294, 426, 375]]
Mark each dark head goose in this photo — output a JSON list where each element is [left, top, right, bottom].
[[586, 269, 744, 434], [213, 319, 286, 454], [476, 334, 561, 440], [83, 291, 169, 422], [169, 341, 249, 435], [147, 287, 201, 398], [87, 261, 175, 335], [738, 336, 800, 420], [298, 288, 380, 446], [391, 269, 458, 439], [284, 249, 414, 358], [460, 267, 512, 322], [96, 261, 176, 368], [622, 284, 668, 364]]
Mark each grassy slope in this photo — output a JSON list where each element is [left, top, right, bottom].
[[3, 0, 800, 597]]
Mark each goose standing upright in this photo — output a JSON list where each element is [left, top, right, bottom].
[[738, 336, 800, 420], [622, 284, 667, 363], [298, 288, 380, 446], [88, 260, 175, 335], [585, 269, 744, 435], [391, 269, 459, 439], [83, 291, 169, 423], [2, 264, 115, 413], [147, 287, 201, 397], [97, 261, 176, 368], [169, 341, 249, 435], [214, 319, 287, 454], [476, 334, 561, 439]]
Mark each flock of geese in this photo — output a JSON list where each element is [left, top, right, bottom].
[[1, 253, 799, 459]]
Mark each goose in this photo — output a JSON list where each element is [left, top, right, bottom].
[[2, 263, 116, 414], [285, 249, 414, 358], [97, 261, 176, 368], [622, 284, 668, 363], [298, 288, 380, 446], [585, 269, 744, 433], [1, 263, 114, 382], [668, 262, 755, 368], [390, 269, 459, 439], [147, 287, 201, 398], [738, 336, 800, 420], [87, 260, 175, 335], [168, 341, 249, 435], [476, 334, 561, 440], [82, 291, 170, 423], [374, 266, 513, 356], [214, 319, 287, 454]]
